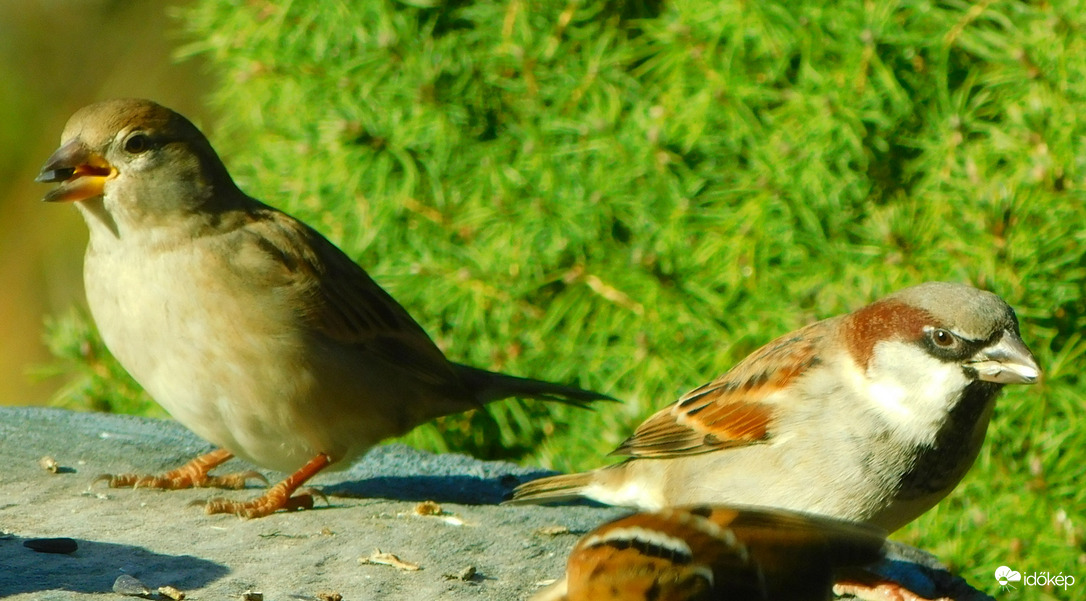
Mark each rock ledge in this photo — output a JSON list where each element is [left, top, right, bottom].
[[0, 407, 990, 600]]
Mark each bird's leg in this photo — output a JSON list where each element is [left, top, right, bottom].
[[97, 448, 267, 490], [203, 453, 331, 518], [833, 578, 952, 601]]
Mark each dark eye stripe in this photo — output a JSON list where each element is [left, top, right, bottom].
[[922, 328, 990, 362]]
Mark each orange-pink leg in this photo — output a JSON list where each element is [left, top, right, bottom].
[[96, 448, 267, 490], [203, 453, 331, 519], [833, 580, 952, 601]]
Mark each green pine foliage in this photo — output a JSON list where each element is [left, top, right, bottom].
[[45, 0, 1083, 588]]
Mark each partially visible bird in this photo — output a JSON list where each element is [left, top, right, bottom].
[[530, 505, 897, 601], [512, 282, 1040, 532], [36, 98, 612, 518]]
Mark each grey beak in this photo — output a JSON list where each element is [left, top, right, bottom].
[[967, 329, 1041, 385], [36, 138, 89, 183]]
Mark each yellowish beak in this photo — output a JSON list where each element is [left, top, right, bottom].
[[36, 138, 116, 203]]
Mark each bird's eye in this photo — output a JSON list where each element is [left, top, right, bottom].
[[123, 133, 151, 154], [931, 329, 956, 348]]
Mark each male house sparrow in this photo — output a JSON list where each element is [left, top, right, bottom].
[[512, 282, 1040, 532], [36, 98, 611, 518], [530, 504, 889, 601]]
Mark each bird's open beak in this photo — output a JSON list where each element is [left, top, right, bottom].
[[35, 138, 115, 203], [967, 329, 1041, 385]]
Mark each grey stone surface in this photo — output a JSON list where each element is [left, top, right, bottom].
[[0, 407, 992, 600]]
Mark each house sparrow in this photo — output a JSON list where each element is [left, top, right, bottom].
[[36, 98, 612, 518], [512, 282, 1040, 532], [530, 504, 891, 601]]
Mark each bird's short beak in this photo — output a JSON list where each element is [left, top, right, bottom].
[[35, 138, 115, 203], [967, 329, 1041, 385]]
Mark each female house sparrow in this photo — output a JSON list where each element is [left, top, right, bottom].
[[530, 505, 889, 601], [36, 98, 612, 518], [512, 282, 1040, 532]]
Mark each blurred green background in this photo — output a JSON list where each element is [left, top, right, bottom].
[[7, 0, 1085, 596]]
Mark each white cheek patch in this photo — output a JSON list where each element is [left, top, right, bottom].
[[861, 340, 970, 441], [866, 378, 910, 418]]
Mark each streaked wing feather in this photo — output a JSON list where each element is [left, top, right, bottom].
[[244, 208, 458, 387], [614, 321, 830, 458]]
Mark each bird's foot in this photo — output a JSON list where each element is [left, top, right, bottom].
[[95, 448, 267, 490], [201, 487, 327, 518], [834, 581, 951, 601], [198, 453, 332, 519]]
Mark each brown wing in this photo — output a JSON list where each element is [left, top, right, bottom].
[[566, 509, 756, 601], [230, 204, 460, 388], [613, 319, 832, 458]]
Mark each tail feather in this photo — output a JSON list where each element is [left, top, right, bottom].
[[507, 471, 596, 505], [453, 363, 616, 408]]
